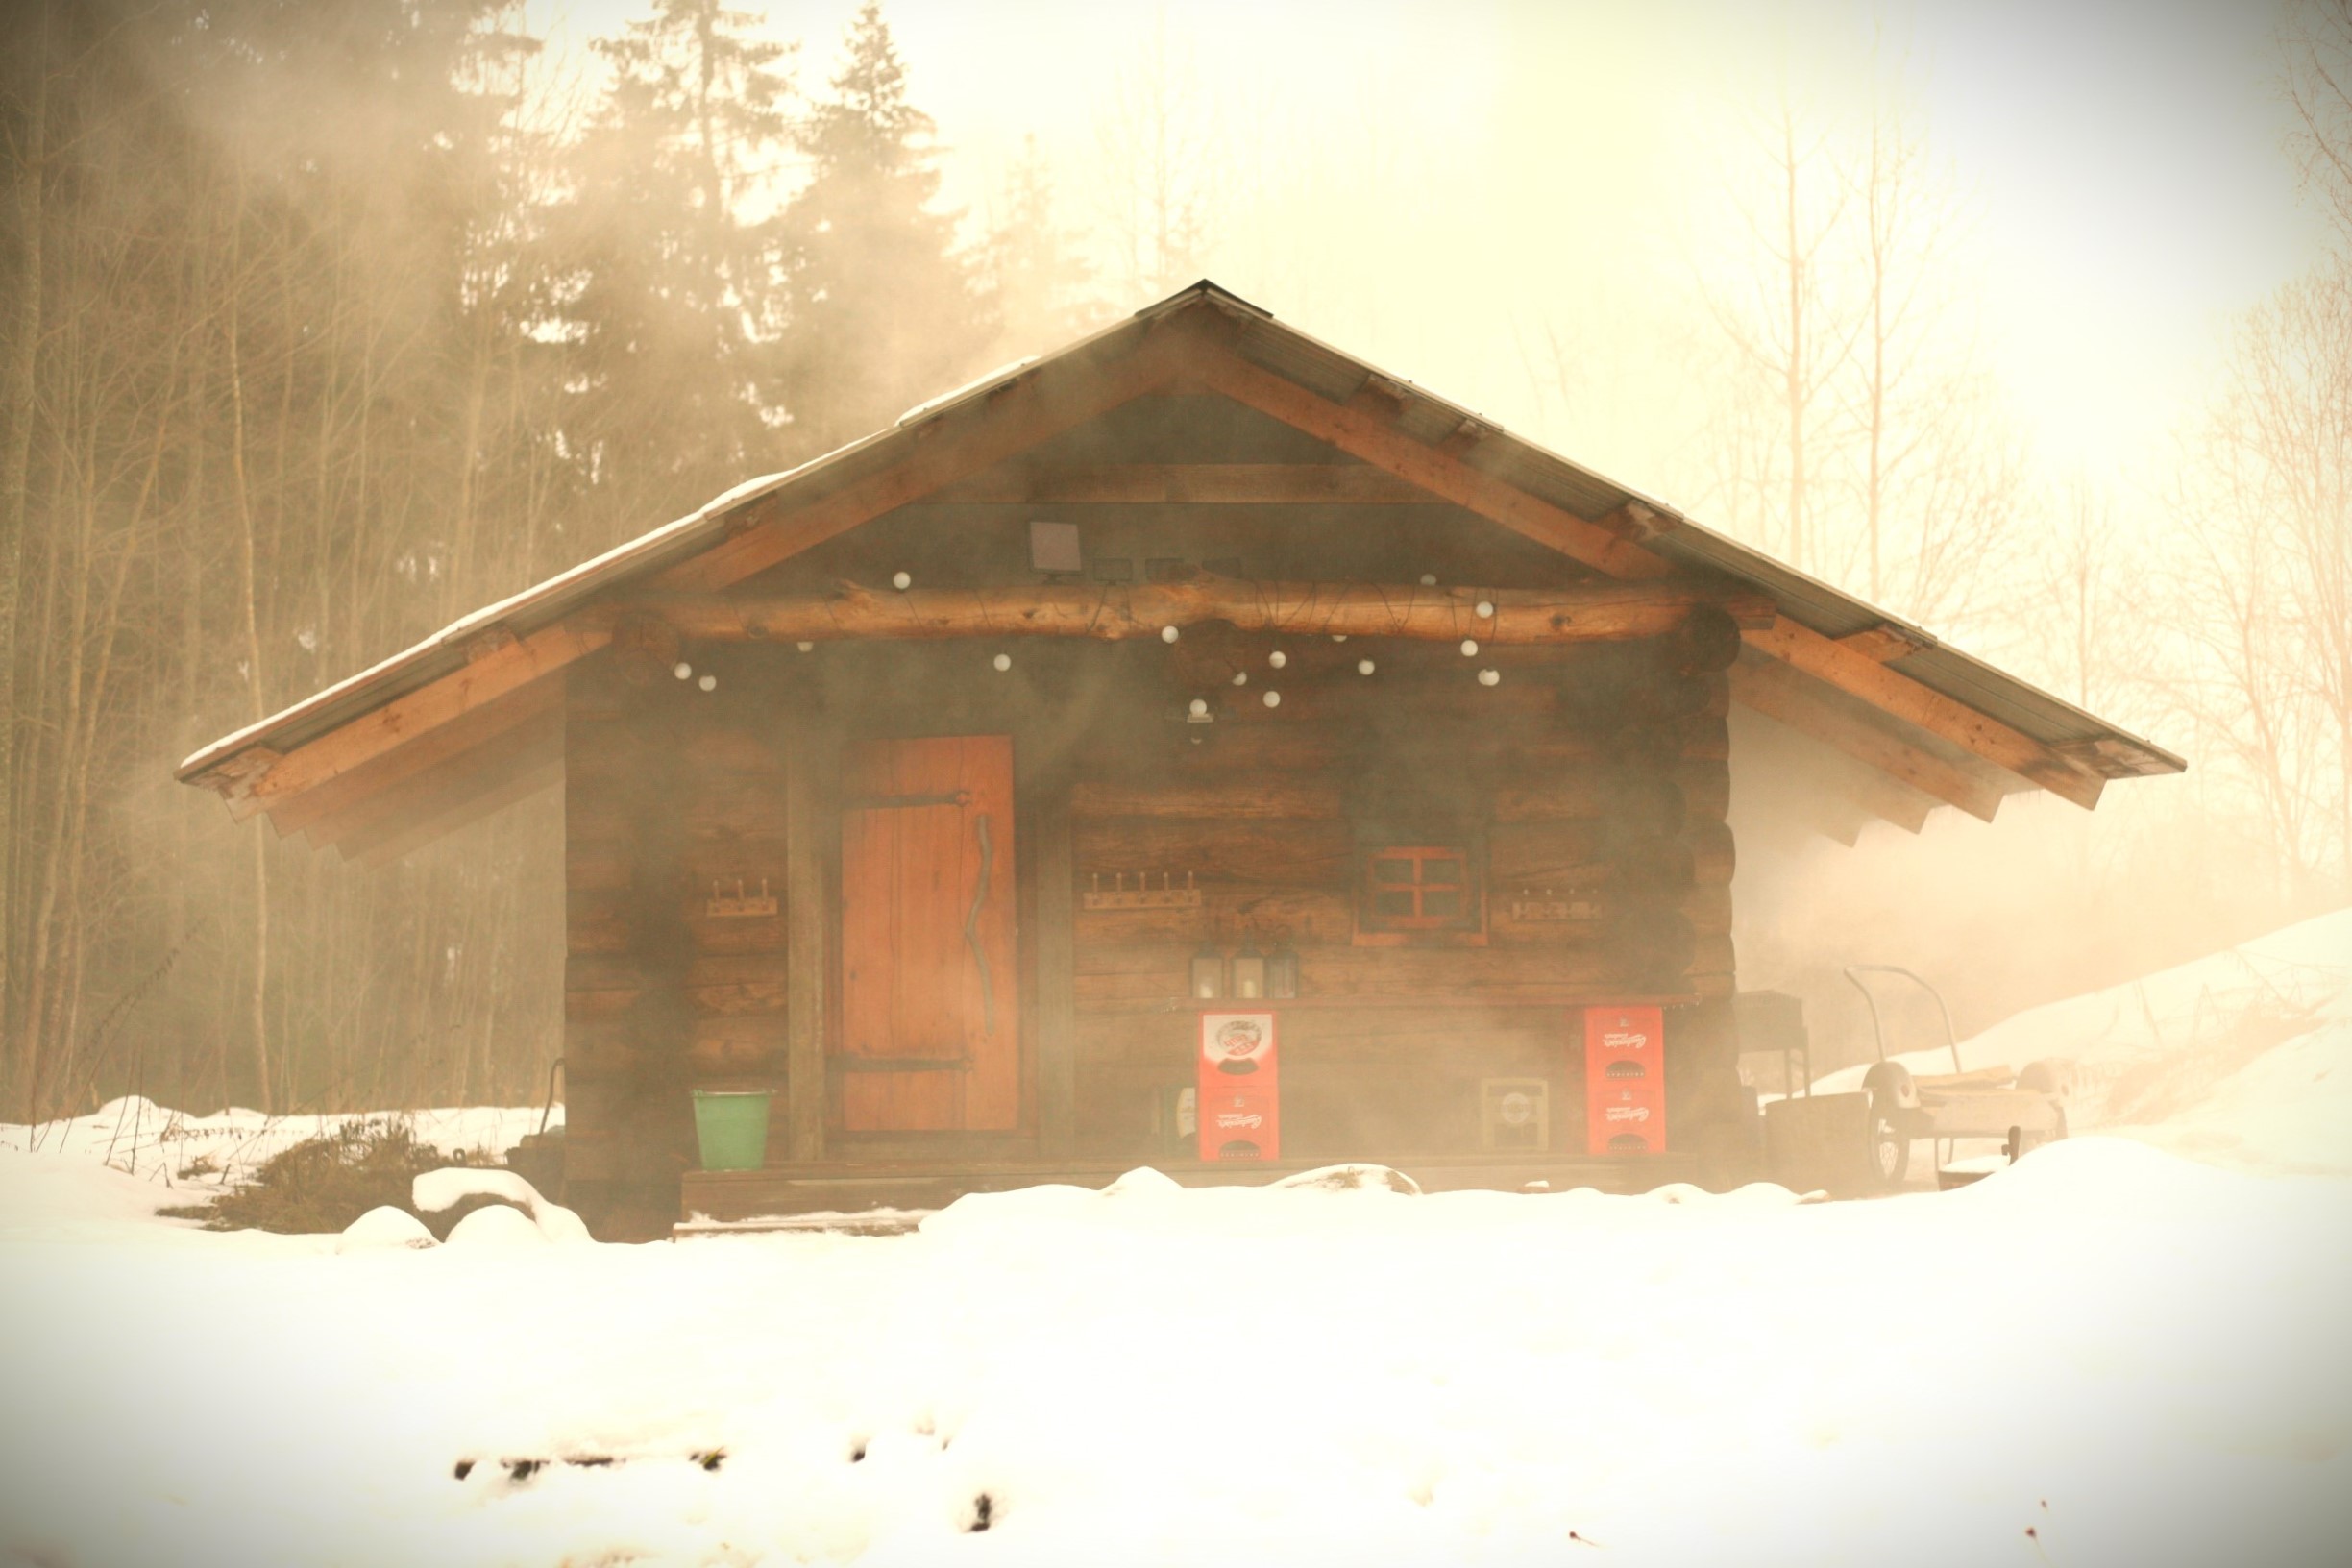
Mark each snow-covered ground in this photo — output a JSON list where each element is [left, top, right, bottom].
[[0, 913, 2347, 1566]]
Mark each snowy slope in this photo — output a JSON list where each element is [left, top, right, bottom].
[[1, 922, 2348, 1564], [1815, 907, 2352, 1176]]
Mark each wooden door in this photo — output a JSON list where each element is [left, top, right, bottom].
[[838, 735, 1021, 1132]]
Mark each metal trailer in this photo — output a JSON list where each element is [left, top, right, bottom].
[[1843, 966, 2070, 1188]]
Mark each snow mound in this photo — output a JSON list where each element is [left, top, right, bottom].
[[412, 1166, 593, 1244], [337, 1205, 436, 1252], [445, 1202, 550, 1248]]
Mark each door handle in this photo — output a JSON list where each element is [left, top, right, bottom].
[[964, 812, 996, 1036]]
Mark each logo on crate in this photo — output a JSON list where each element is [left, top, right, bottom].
[[1214, 1017, 1266, 1074], [1604, 1103, 1654, 1123]]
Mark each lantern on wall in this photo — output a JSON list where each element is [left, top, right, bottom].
[[1266, 940, 1300, 999], [1190, 942, 1226, 1000], [1232, 939, 1267, 1000]]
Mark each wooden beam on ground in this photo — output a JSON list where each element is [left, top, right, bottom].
[[783, 727, 831, 1163], [190, 620, 606, 821], [931, 462, 1432, 505], [1186, 354, 1674, 581], [659, 324, 1205, 595], [1743, 619, 2105, 809], [1728, 651, 2006, 821], [632, 579, 1765, 646], [265, 675, 564, 840]]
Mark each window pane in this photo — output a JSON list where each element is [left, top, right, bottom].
[[1374, 857, 1414, 884], [1375, 890, 1416, 917], [1422, 891, 1461, 918], [1420, 857, 1462, 886]]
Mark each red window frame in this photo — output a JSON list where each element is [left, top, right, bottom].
[[1358, 845, 1481, 936]]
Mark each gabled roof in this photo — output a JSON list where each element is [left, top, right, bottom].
[[178, 280, 2182, 861]]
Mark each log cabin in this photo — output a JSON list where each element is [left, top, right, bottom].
[[177, 282, 2183, 1237]]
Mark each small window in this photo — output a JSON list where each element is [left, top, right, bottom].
[[1359, 845, 1481, 936]]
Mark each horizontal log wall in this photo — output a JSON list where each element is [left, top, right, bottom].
[[563, 660, 791, 1229], [1059, 632, 1738, 1162]]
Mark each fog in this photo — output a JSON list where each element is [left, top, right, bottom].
[[1, 0, 2345, 1119]]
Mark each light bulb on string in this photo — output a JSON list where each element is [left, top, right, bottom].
[[698, 674, 719, 692], [1161, 625, 1180, 644], [892, 571, 912, 591], [1188, 698, 1209, 718], [796, 642, 814, 653], [992, 653, 1012, 673], [1478, 669, 1500, 687], [1268, 650, 1287, 669], [1357, 658, 1376, 675], [1262, 690, 1282, 708], [673, 662, 693, 681], [1476, 600, 1495, 619], [1419, 573, 1438, 586], [1460, 639, 1480, 657], [1232, 671, 1248, 686]]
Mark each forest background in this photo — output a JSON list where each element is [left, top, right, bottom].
[[0, 0, 2346, 1121]]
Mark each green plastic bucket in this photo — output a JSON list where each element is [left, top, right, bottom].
[[691, 1089, 772, 1171]]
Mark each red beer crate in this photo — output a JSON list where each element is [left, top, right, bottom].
[[1583, 1005, 1666, 1155], [1198, 1010, 1280, 1162]]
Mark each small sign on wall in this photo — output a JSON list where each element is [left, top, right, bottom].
[[1198, 1011, 1279, 1162]]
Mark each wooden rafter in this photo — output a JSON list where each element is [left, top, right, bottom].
[[1742, 619, 2105, 809], [1727, 651, 2006, 821], [628, 578, 1768, 646], [656, 323, 1205, 595], [306, 703, 563, 851], [1185, 353, 1675, 581], [191, 620, 602, 821], [349, 747, 564, 868], [929, 462, 1432, 505], [263, 674, 563, 840]]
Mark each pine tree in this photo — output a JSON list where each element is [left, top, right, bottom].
[[551, 0, 795, 529], [989, 133, 1107, 360], [779, 1, 992, 455]]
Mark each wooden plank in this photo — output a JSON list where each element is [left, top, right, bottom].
[[783, 725, 830, 1162], [1728, 651, 2005, 821], [931, 462, 1433, 505], [1744, 619, 2103, 808], [658, 324, 1203, 594], [346, 750, 562, 869], [303, 700, 562, 851], [267, 674, 564, 840], [1034, 780, 1077, 1158], [1186, 353, 1674, 581], [202, 619, 606, 819], [633, 578, 1756, 646]]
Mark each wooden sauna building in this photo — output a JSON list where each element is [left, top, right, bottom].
[[178, 282, 2182, 1236]]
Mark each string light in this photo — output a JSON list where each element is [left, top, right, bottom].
[[1357, 658, 1376, 675], [1268, 650, 1287, 669], [1262, 690, 1282, 708], [698, 673, 719, 692], [1419, 573, 1438, 586], [992, 653, 1012, 672], [1460, 638, 1480, 656], [796, 642, 814, 653], [1161, 625, 1180, 644], [1476, 600, 1495, 619], [892, 571, 912, 591], [1188, 698, 1209, 718], [1478, 668, 1500, 687], [1332, 634, 1348, 642], [1232, 671, 1248, 686], [673, 662, 693, 681]]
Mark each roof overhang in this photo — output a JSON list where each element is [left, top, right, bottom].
[[178, 281, 2183, 859]]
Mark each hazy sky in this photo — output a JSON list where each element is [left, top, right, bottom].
[[544, 0, 2322, 500]]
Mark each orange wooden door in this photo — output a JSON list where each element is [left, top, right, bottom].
[[838, 735, 1021, 1132]]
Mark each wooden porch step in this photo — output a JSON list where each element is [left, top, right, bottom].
[[677, 1152, 1703, 1228]]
